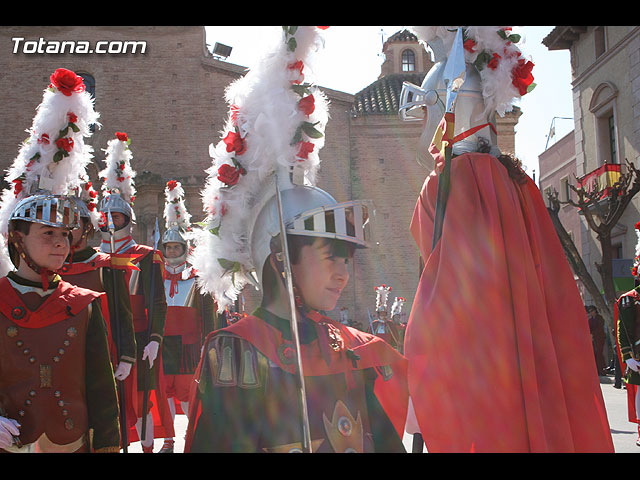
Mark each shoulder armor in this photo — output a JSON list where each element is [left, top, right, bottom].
[[203, 332, 266, 389]]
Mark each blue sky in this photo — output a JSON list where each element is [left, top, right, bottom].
[[204, 26, 574, 180]]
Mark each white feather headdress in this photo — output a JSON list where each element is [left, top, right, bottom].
[[375, 284, 393, 312], [164, 180, 192, 232], [0, 68, 100, 275], [98, 132, 136, 205], [409, 26, 535, 117], [190, 26, 330, 311], [390, 296, 406, 317]]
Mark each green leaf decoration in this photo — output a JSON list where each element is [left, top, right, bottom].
[[287, 37, 297, 52], [69, 122, 80, 133], [291, 83, 313, 97], [508, 34, 521, 44], [527, 82, 537, 94], [57, 125, 69, 139], [209, 224, 220, 236], [291, 125, 303, 146], [53, 150, 64, 163], [301, 121, 323, 139]]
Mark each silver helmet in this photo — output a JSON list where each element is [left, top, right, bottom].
[[98, 192, 135, 224], [162, 227, 187, 246], [250, 173, 374, 285], [10, 193, 81, 230]]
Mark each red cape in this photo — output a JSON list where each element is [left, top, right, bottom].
[[405, 152, 613, 452]]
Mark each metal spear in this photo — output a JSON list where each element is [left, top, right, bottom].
[[274, 174, 313, 453]]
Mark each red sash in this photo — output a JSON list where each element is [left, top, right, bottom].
[[165, 306, 200, 343]]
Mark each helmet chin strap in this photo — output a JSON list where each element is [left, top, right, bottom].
[[8, 231, 58, 291]]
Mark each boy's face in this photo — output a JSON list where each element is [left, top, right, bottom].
[[110, 212, 127, 230], [16, 223, 70, 271], [291, 239, 350, 312], [164, 242, 185, 259]]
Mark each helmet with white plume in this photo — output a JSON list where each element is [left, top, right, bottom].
[[399, 26, 535, 169], [162, 179, 194, 266], [98, 131, 136, 225], [0, 68, 100, 275], [375, 284, 392, 313], [190, 26, 374, 312], [390, 296, 406, 320]]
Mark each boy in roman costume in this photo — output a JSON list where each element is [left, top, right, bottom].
[[0, 68, 120, 453], [399, 26, 613, 452], [185, 26, 408, 453], [158, 179, 216, 453], [98, 132, 172, 453]]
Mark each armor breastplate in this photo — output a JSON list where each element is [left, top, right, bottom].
[[0, 309, 90, 447], [164, 276, 196, 307]]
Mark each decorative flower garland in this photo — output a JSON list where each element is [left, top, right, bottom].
[[462, 27, 536, 96], [410, 26, 535, 116]]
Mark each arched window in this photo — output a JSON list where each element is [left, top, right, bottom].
[[589, 81, 619, 165], [402, 49, 416, 72], [78, 72, 95, 99], [77, 72, 96, 132]]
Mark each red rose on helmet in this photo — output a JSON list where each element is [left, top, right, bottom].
[[217, 163, 242, 186], [511, 59, 535, 96], [223, 130, 247, 156], [55, 137, 74, 153], [298, 95, 315, 116], [12, 179, 23, 197], [463, 39, 477, 53], [115, 132, 128, 142], [49, 68, 85, 96], [296, 141, 315, 160]]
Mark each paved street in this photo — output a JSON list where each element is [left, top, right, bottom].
[[125, 374, 638, 453]]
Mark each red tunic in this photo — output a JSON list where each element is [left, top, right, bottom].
[[405, 152, 613, 452]]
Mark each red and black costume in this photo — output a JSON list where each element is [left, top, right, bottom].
[[162, 262, 216, 406], [184, 307, 408, 453], [0, 272, 120, 453]]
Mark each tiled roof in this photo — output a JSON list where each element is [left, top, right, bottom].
[[386, 29, 419, 43], [351, 72, 426, 116]]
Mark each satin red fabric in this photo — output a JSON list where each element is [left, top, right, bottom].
[[405, 152, 613, 452]]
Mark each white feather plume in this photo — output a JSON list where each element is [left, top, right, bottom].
[[164, 180, 192, 229], [0, 68, 100, 275], [190, 26, 330, 311], [375, 284, 392, 312], [98, 133, 136, 205]]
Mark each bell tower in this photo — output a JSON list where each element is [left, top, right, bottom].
[[379, 29, 433, 77]]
